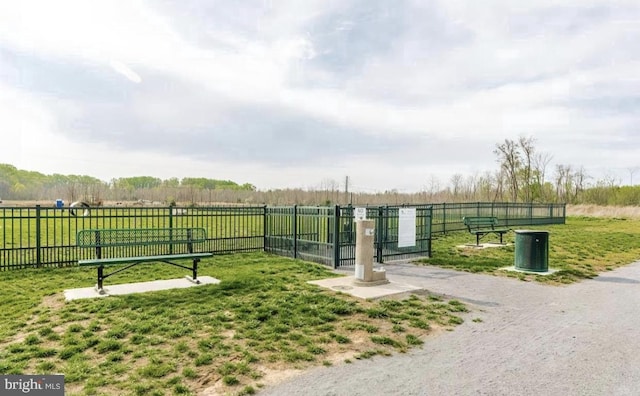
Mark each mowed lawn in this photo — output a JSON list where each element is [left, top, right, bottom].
[[0, 253, 468, 396], [419, 216, 640, 284], [3, 216, 637, 395]]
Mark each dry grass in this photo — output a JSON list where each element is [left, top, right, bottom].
[[566, 204, 640, 219]]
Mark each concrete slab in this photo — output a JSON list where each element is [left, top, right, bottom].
[[308, 276, 423, 300], [63, 276, 220, 301], [500, 266, 559, 276]]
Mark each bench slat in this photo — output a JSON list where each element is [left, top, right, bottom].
[[77, 227, 211, 292], [79, 253, 213, 267], [77, 228, 207, 248]]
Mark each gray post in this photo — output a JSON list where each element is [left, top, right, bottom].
[[354, 219, 388, 286]]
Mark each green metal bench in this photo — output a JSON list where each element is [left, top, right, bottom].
[[77, 228, 212, 294], [462, 217, 510, 246]]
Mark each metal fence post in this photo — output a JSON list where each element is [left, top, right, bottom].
[[292, 205, 298, 259], [442, 202, 447, 234], [505, 204, 510, 227], [263, 205, 268, 252], [376, 206, 384, 263], [35, 205, 42, 268], [333, 205, 340, 269], [427, 206, 433, 257], [347, 203, 353, 244], [168, 207, 174, 254]]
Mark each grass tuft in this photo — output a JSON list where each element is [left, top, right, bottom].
[[0, 252, 469, 395]]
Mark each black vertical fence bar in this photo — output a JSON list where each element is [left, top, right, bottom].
[[263, 205, 268, 251], [376, 206, 383, 263], [292, 205, 298, 259], [333, 205, 340, 269], [443, 202, 447, 234], [35, 205, 42, 267]]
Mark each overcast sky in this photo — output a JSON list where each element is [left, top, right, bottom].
[[1, 1, 639, 192]]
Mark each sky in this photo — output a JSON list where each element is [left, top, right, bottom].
[[1, 0, 639, 192]]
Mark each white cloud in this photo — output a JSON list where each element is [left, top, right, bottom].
[[109, 60, 142, 83], [1, 0, 639, 190]]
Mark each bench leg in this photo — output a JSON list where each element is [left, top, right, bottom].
[[192, 258, 199, 281], [97, 265, 105, 294], [184, 258, 201, 284], [476, 234, 480, 246]]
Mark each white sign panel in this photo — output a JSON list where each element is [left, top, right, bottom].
[[398, 208, 417, 248], [354, 207, 367, 221]]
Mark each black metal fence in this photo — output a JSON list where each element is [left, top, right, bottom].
[[0, 206, 265, 270], [430, 202, 566, 234], [0, 202, 565, 270], [264, 205, 433, 268]]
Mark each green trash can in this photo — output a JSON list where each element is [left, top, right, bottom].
[[514, 230, 549, 272]]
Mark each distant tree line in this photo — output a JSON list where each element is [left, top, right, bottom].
[[1, 137, 639, 206], [0, 164, 255, 204]]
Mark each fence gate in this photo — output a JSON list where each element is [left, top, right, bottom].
[[334, 205, 433, 268], [264, 205, 432, 269]]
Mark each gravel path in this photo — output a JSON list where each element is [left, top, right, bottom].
[[259, 261, 640, 396]]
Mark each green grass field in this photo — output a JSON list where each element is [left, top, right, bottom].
[[0, 253, 467, 396], [2, 215, 638, 394], [418, 216, 640, 284]]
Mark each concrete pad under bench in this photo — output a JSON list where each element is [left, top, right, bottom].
[[64, 276, 220, 301], [308, 276, 423, 300]]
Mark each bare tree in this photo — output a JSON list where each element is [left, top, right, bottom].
[[628, 167, 640, 186], [492, 170, 506, 202], [518, 136, 535, 202], [426, 175, 441, 199], [573, 166, 589, 201], [494, 139, 521, 202], [477, 171, 495, 201], [450, 173, 463, 199], [554, 164, 573, 203], [533, 152, 553, 201]]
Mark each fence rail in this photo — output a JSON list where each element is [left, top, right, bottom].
[[0, 202, 565, 270]]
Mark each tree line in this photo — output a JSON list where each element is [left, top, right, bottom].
[[1, 137, 638, 206], [0, 164, 255, 203]]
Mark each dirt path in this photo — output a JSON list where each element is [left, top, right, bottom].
[[258, 261, 640, 396]]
